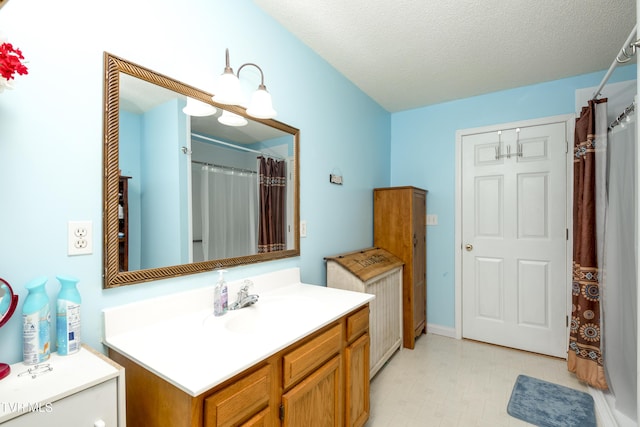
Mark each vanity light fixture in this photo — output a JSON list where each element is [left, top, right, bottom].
[[182, 97, 217, 117], [218, 110, 248, 127], [212, 48, 277, 120]]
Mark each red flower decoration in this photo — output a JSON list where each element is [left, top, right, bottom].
[[0, 42, 28, 81]]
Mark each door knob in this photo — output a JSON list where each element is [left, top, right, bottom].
[[465, 244, 473, 251]]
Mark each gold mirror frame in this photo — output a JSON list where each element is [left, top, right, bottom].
[[103, 52, 300, 288]]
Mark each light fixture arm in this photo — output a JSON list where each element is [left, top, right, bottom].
[[223, 48, 235, 74], [237, 62, 266, 89]]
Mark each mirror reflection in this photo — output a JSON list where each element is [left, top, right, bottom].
[[103, 53, 300, 288]]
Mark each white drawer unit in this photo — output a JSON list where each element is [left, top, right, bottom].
[[0, 345, 125, 426]]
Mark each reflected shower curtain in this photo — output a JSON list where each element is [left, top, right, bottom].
[[569, 99, 608, 389], [200, 165, 258, 260], [602, 111, 637, 420], [257, 156, 286, 253]]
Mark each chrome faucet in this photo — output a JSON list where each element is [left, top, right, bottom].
[[229, 280, 259, 310]]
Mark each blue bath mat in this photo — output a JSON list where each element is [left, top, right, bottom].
[[507, 375, 596, 427]]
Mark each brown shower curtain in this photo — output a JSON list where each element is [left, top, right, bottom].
[[257, 156, 286, 253], [568, 99, 608, 390]]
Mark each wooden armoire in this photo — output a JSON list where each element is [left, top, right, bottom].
[[373, 186, 427, 349]]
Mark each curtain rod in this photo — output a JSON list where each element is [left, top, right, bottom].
[[592, 24, 638, 100], [191, 160, 257, 175], [191, 132, 284, 160], [608, 101, 636, 131]]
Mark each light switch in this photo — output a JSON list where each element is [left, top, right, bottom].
[[426, 214, 438, 226]]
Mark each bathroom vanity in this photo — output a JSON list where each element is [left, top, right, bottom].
[[0, 345, 125, 426], [103, 268, 374, 426]]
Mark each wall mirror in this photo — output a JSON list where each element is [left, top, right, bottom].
[[103, 52, 300, 288]]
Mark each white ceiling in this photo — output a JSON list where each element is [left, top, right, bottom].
[[253, 0, 637, 112]]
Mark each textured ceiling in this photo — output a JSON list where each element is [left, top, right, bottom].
[[253, 0, 637, 112]]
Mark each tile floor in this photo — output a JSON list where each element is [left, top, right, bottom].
[[367, 333, 594, 426]]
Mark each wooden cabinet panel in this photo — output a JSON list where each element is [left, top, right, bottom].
[[118, 176, 131, 272], [345, 334, 369, 427], [204, 364, 271, 427], [346, 306, 369, 342], [109, 349, 199, 427], [282, 355, 342, 427], [374, 186, 427, 349], [283, 324, 342, 389]]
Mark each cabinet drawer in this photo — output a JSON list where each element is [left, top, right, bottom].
[[283, 324, 342, 389], [3, 378, 118, 427], [204, 364, 271, 427], [346, 306, 369, 342]]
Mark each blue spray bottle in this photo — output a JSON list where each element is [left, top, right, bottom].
[[22, 276, 51, 364], [56, 275, 81, 355]]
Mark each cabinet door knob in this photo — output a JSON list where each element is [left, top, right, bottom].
[[94, 420, 106, 427], [465, 244, 473, 251]]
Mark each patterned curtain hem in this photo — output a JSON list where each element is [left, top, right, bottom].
[[567, 351, 608, 390]]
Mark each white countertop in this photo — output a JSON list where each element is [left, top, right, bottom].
[[102, 268, 374, 396]]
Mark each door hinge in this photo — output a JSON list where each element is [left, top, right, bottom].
[[280, 404, 284, 421], [566, 228, 569, 240], [566, 315, 569, 328]]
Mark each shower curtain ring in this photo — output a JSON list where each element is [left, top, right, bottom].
[[616, 44, 636, 63]]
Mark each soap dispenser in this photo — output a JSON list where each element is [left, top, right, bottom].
[[213, 270, 228, 316]]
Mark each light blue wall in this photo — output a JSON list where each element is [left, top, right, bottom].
[[390, 65, 636, 329], [119, 111, 143, 270], [121, 99, 189, 270], [140, 99, 186, 268], [0, 0, 389, 365]]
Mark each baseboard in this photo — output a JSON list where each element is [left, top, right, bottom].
[[427, 323, 456, 338], [588, 387, 617, 427]]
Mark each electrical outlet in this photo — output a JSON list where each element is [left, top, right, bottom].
[[426, 214, 438, 226], [68, 221, 93, 255]]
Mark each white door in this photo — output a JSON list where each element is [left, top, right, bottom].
[[461, 121, 568, 358]]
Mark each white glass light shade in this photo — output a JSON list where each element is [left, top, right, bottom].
[[212, 72, 245, 105], [246, 87, 277, 119], [182, 97, 217, 117], [218, 110, 248, 127]]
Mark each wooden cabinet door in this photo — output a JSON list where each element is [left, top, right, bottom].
[[345, 334, 369, 427], [281, 355, 343, 427], [412, 188, 427, 338], [241, 407, 271, 427]]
